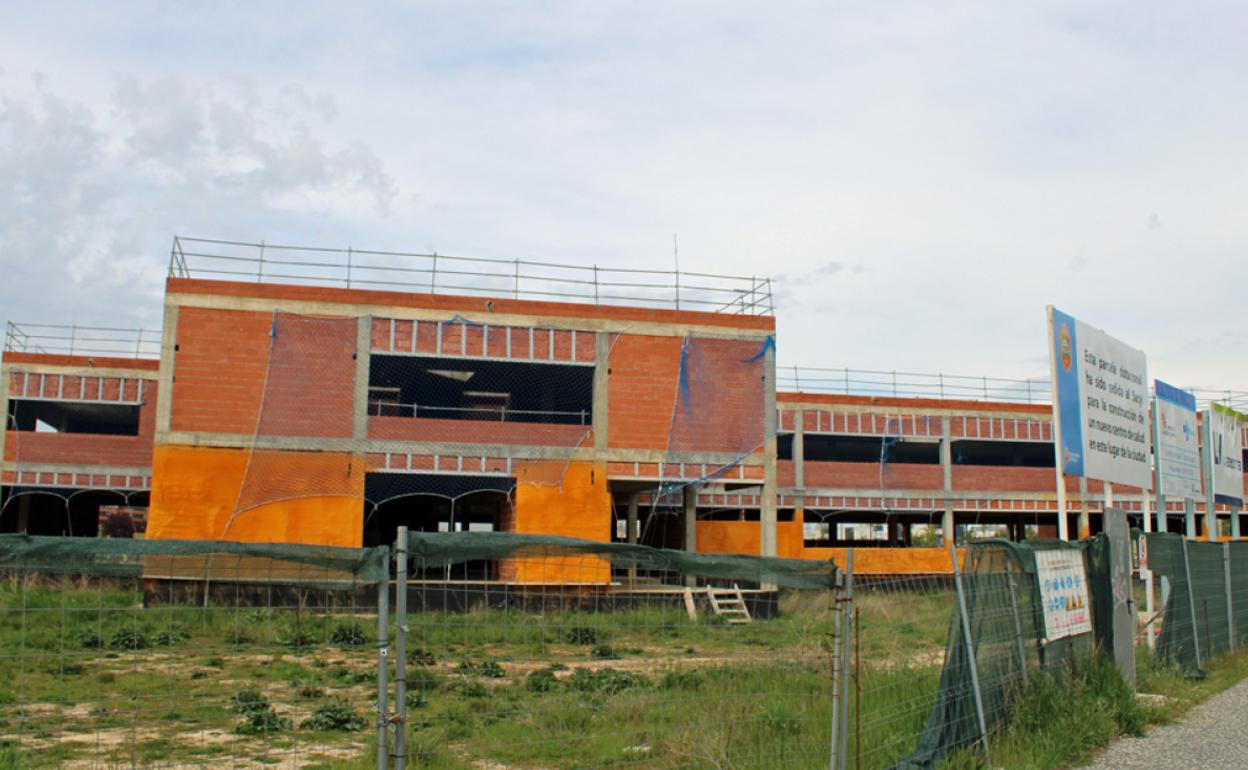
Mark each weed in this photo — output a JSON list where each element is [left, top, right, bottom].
[[109, 628, 150, 651], [296, 684, 326, 699], [330, 665, 373, 685], [456, 680, 489, 699], [230, 687, 269, 715], [568, 667, 649, 695], [406, 690, 427, 710], [564, 626, 600, 645], [526, 668, 559, 693], [408, 647, 436, 666], [279, 628, 318, 649], [330, 622, 367, 647], [457, 660, 505, 678], [236, 706, 290, 735], [76, 629, 103, 649], [591, 644, 618, 660], [152, 627, 187, 646], [301, 699, 367, 731]]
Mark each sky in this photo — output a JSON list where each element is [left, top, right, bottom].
[[2, 2, 1247, 392]]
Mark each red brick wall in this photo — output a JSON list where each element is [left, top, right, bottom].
[[606, 334, 767, 453], [170, 307, 273, 435], [802, 460, 943, 489], [606, 334, 683, 450], [368, 416, 591, 447], [371, 318, 595, 362], [5, 382, 157, 468]]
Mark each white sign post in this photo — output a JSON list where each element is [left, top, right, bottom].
[[1047, 307, 1152, 540]]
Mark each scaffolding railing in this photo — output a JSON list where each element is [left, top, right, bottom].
[[778, 365, 1248, 412], [3, 322, 161, 360], [169, 236, 775, 316]]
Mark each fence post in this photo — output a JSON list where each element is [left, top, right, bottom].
[[837, 548, 854, 768], [1225, 541, 1235, 650], [950, 543, 992, 765], [827, 586, 842, 770], [1005, 560, 1028, 686], [394, 526, 409, 769], [376, 546, 391, 770], [1182, 537, 1203, 670]]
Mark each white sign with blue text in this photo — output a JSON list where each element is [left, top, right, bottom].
[[1035, 549, 1092, 640], [1155, 380, 1202, 501], [1048, 307, 1151, 489]]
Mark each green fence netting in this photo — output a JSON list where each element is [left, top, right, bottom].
[[0, 533, 390, 586], [894, 538, 1105, 769], [1145, 532, 1248, 676], [405, 530, 840, 590]]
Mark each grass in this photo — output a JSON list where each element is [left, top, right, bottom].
[[933, 645, 1248, 770], [13, 572, 1243, 770]]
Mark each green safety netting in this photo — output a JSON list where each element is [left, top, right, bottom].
[[0, 534, 390, 585], [405, 531, 839, 590], [1145, 532, 1248, 676], [895, 537, 1105, 769]]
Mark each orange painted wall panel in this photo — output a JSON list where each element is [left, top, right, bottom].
[[502, 461, 611, 582], [802, 546, 959, 574], [147, 445, 365, 547], [696, 521, 806, 560]]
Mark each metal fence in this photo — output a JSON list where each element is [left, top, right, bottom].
[[169, 236, 775, 316], [0, 531, 842, 769], [3, 322, 162, 359], [777, 364, 1248, 412], [1145, 533, 1248, 675]]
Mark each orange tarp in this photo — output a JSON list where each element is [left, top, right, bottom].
[[147, 445, 366, 547], [502, 460, 612, 583]]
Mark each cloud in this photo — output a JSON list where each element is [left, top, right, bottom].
[[0, 73, 397, 328]]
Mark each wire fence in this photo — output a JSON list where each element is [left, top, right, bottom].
[[12, 528, 1239, 769], [3, 322, 162, 360], [0, 531, 842, 769], [169, 236, 775, 316], [777, 365, 1248, 412], [1145, 533, 1248, 676], [0, 536, 388, 768]]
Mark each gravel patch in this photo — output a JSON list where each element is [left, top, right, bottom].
[[1084, 677, 1248, 769]]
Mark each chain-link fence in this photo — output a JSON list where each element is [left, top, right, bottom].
[[0, 531, 844, 769], [825, 538, 1114, 770], [0, 535, 388, 768], [1145, 532, 1248, 676]]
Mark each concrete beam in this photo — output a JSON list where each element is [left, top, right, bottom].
[[167, 292, 775, 343], [941, 417, 953, 545], [761, 339, 778, 557], [155, 303, 179, 437], [155, 431, 765, 467], [592, 332, 610, 453], [352, 315, 372, 441]]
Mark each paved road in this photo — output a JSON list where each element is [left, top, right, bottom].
[[1084, 677, 1248, 769]]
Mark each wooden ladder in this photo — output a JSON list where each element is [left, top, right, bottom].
[[705, 584, 752, 624]]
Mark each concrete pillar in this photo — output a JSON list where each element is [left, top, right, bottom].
[[683, 485, 697, 553], [17, 495, 31, 533], [626, 492, 639, 545], [1185, 498, 1197, 539], [793, 407, 805, 526], [940, 417, 954, 546], [592, 332, 611, 453], [683, 485, 698, 588], [760, 339, 778, 557], [352, 315, 372, 440], [1078, 475, 1090, 539], [154, 303, 179, 437], [1234, 505, 1242, 540]]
